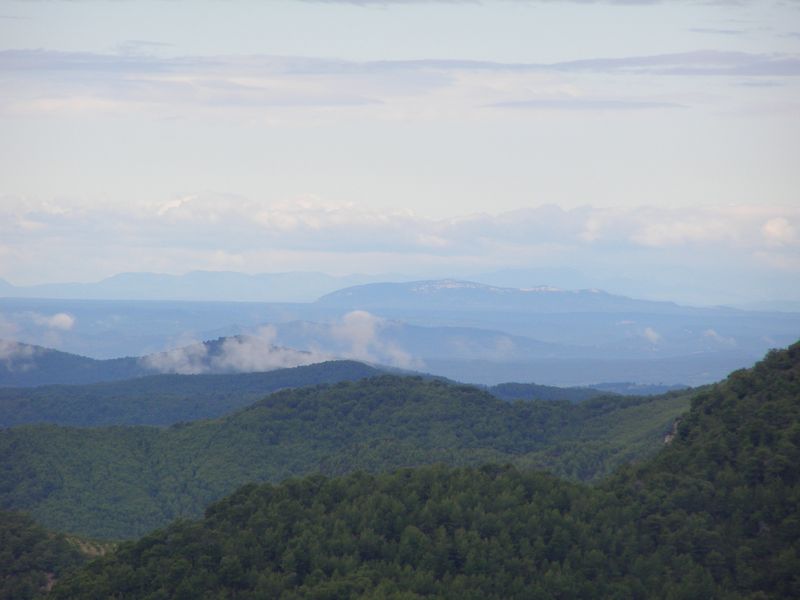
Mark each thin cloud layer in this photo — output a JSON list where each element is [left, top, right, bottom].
[[1, 196, 798, 304], [3, 196, 797, 256], [331, 310, 420, 369], [29, 312, 76, 331], [1, 48, 796, 120], [303, 0, 755, 4]]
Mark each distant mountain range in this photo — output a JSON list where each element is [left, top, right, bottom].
[[0, 272, 749, 313], [316, 279, 695, 314], [0, 324, 753, 389], [0, 271, 396, 303], [3, 277, 799, 386]]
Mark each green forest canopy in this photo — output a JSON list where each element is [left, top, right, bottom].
[[50, 341, 800, 599], [1, 376, 690, 539], [0, 360, 383, 428]]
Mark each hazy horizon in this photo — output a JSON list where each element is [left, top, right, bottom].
[[1, 267, 799, 309], [1, 0, 799, 307]]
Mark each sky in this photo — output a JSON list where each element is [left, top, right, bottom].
[[0, 0, 799, 305]]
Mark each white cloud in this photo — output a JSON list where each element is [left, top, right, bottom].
[[331, 310, 383, 361], [1, 197, 798, 304], [139, 313, 423, 374], [140, 339, 210, 375], [762, 217, 796, 246], [331, 310, 421, 369], [703, 328, 737, 347], [642, 327, 661, 344], [1, 48, 796, 121], [140, 328, 331, 375], [631, 219, 734, 247], [305, 0, 752, 5], [29, 312, 76, 331], [210, 326, 326, 372], [0, 339, 37, 372]]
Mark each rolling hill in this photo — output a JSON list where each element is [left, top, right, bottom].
[[0, 360, 384, 427], [0, 377, 691, 539], [0, 360, 632, 429], [48, 341, 800, 599], [0, 510, 86, 600], [0, 336, 326, 387]]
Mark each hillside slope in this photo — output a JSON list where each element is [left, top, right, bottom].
[[0, 360, 383, 427], [0, 378, 690, 539], [0, 336, 326, 387], [49, 342, 800, 599], [0, 510, 85, 600], [0, 341, 146, 387]]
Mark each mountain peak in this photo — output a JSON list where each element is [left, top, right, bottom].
[[315, 279, 678, 314]]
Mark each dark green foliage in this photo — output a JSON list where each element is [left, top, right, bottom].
[[0, 360, 382, 427], [0, 377, 689, 539], [0, 510, 84, 600], [49, 341, 800, 599], [52, 467, 623, 600], [0, 343, 147, 387], [609, 342, 800, 598], [589, 381, 689, 396], [487, 381, 610, 403]]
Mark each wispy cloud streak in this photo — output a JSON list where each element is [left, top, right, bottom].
[[1, 48, 797, 119]]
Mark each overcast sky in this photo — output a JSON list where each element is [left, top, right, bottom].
[[0, 0, 798, 304]]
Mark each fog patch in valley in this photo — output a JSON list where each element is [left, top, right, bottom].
[[140, 326, 331, 375], [0, 339, 39, 372], [331, 310, 422, 370], [140, 312, 424, 375], [0, 310, 76, 371]]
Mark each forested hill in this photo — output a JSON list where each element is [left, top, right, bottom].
[[0, 360, 383, 427], [0, 363, 628, 429], [0, 510, 85, 600], [0, 377, 690, 539], [0, 337, 321, 387], [0, 342, 146, 387], [49, 342, 800, 599], [487, 381, 609, 403]]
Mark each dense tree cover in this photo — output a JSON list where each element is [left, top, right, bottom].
[[609, 341, 800, 598], [50, 467, 633, 600], [0, 360, 382, 427], [0, 510, 84, 600], [0, 343, 148, 387], [486, 381, 609, 403], [0, 377, 689, 539], [0, 361, 628, 429], [588, 381, 689, 396], [48, 342, 800, 599]]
